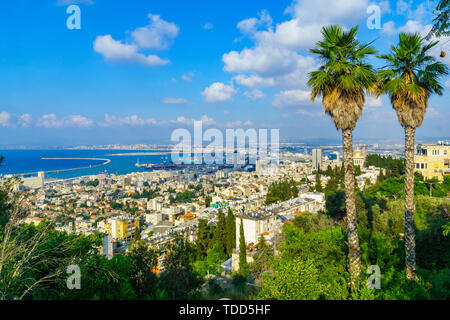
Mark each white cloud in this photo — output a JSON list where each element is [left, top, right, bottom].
[[37, 114, 94, 128], [202, 82, 237, 103], [377, 0, 392, 13], [285, 0, 369, 25], [163, 97, 188, 104], [100, 114, 157, 127], [0, 112, 12, 127], [446, 79, 450, 89], [93, 35, 169, 66], [164, 114, 252, 128], [366, 96, 383, 107], [233, 74, 276, 88], [198, 114, 216, 125], [18, 114, 32, 128], [427, 106, 441, 118], [224, 46, 309, 76], [225, 120, 253, 128], [398, 20, 423, 33], [272, 89, 311, 108], [396, 0, 430, 20], [37, 114, 63, 128], [396, 0, 411, 15], [181, 72, 195, 82], [244, 89, 265, 100], [131, 13, 179, 50], [168, 115, 216, 126], [237, 10, 272, 35], [222, 0, 364, 92], [382, 21, 396, 35], [202, 22, 214, 30], [93, 13, 177, 67], [66, 115, 94, 127]]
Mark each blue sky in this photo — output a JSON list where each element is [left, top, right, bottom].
[[0, 0, 448, 146]]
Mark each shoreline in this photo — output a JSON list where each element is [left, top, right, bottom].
[[13, 158, 111, 176], [106, 152, 171, 156]]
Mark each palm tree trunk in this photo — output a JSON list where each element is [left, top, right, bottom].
[[404, 125, 417, 281], [342, 128, 361, 289]]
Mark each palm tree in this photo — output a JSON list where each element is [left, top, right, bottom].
[[307, 25, 377, 288], [425, 0, 449, 39], [377, 33, 448, 281]]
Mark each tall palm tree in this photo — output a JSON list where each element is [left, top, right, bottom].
[[377, 33, 448, 281], [307, 25, 377, 288]]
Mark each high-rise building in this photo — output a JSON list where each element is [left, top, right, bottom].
[[102, 234, 113, 260], [255, 159, 263, 174], [233, 150, 239, 169], [361, 144, 368, 157], [104, 215, 141, 240], [312, 148, 322, 171]]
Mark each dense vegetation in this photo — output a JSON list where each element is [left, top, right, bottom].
[[265, 180, 299, 205], [84, 179, 99, 187], [253, 194, 450, 300], [365, 154, 405, 178]]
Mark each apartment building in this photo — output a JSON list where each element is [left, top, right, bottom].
[[414, 142, 450, 181], [104, 215, 141, 240]]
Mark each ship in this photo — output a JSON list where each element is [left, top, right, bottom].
[[137, 162, 185, 170], [135, 156, 188, 170]]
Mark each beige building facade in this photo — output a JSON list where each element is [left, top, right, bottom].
[[414, 143, 450, 181]]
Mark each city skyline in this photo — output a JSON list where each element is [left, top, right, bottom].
[[0, 0, 449, 147]]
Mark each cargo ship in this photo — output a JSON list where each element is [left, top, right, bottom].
[[135, 159, 188, 170]]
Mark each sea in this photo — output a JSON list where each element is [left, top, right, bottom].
[[0, 149, 168, 180]]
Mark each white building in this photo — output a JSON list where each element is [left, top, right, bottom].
[[235, 212, 278, 247], [312, 149, 322, 171], [21, 171, 45, 189]]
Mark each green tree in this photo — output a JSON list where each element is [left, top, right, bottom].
[[377, 32, 448, 280], [225, 208, 236, 256], [377, 169, 385, 184], [158, 236, 202, 300], [192, 241, 227, 277], [426, 0, 449, 39], [249, 236, 274, 283], [238, 218, 248, 275], [315, 170, 323, 192], [307, 24, 377, 288], [126, 239, 158, 298], [293, 212, 333, 233], [196, 219, 213, 256], [257, 258, 325, 300], [214, 210, 227, 253], [265, 180, 299, 205], [85, 179, 99, 187], [205, 195, 212, 208]]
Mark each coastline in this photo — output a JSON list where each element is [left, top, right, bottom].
[[14, 158, 111, 176]]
